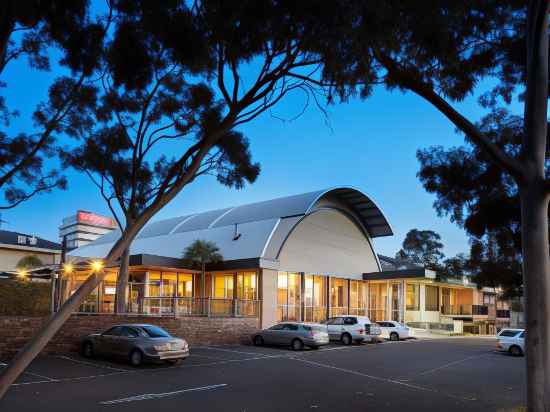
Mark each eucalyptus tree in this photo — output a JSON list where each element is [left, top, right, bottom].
[[0, 0, 323, 397], [0, 0, 106, 209], [395, 229, 445, 271], [296, 1, 548, 408]]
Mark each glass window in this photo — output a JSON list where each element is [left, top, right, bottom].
[[330, 278, 348, 316], [350, 280, 368, 316], [103, 326, 124, 336], [499, 330, 521, 337], [269, 324, 284, 330], [147, 271, 161, 297], [304, 274, 328, 322], [344, 317, 357, 325], [162, 272, 177, 297], [425, 285, 439, 311], [277, 272, 301, 322], [406, 283, 420, 311], [237, 272, 257, 300], [327, 317, 344, 325], [120, 327, 139, 337], [213, 273, 234, 299], [368, 283, 387, 322], [141, 325, 171, 338], [282, 324, 299, 331], [177, 273, 193, 297]]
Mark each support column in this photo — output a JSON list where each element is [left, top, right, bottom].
[[347, 279, 351, 315], [326, 276, 331, 319]]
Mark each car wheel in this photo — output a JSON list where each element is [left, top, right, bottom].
[[341, 333, 352, 345], [81, 341, 94, 358], [509, 345, 523, 356], [253, 335, 264, 346], [291, 338, 304, 351], [129, 349, 144, 367], [390, 332, 399, 341]]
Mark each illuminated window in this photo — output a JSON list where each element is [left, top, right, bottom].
[[406, 283, 420, 311], [425, 285, 439, 311]]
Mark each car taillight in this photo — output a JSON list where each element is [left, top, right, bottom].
[[359, 329, 365, 335]]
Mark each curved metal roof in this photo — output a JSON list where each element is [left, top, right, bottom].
[[69, 187, 392, 259]]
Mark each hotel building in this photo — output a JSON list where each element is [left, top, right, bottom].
[[64, 187, 511, 333]]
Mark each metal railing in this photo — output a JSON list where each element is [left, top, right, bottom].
[[129, 297, 260, 318]]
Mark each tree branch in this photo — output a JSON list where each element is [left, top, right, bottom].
[[375, 51, 525, 182]]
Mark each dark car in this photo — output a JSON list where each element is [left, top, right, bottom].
[[80, 324, 189, 366]]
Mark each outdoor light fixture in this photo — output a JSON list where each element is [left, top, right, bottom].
[[91, 260, 104, 272], [63, 263, 73, 273], [17, 269, 28, 278]]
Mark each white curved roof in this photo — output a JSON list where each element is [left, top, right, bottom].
[[69, 187, 392, 262]]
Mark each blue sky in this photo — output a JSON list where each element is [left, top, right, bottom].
[[2, 34, 515, 260]]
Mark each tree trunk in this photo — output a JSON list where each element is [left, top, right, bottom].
[[0, 268, 108, 399], [114, 247, 130, 314], [520, 184, 550, 411], [201, 262, 206, 315]]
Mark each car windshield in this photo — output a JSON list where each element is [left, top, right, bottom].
[[141, 325, 171, 338]]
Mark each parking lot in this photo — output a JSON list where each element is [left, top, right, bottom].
[[0, 338, 525, 412]]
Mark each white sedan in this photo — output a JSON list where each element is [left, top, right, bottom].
[[496, 328, 525, 356], [377, 321, 412, 341]]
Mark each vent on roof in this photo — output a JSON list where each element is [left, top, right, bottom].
[[233, 223, 241, 241]]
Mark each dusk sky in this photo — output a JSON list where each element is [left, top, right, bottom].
[[2, 36, 522, 260]]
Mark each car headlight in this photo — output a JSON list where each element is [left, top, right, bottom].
[[153, 343, 171, 352]]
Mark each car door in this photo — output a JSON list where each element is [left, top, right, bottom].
[[281, 323, 299, 345], [112, 327, 139, 357], [97, 326, 124, 356], [263, 323, 285, 345], [326, 318, 344, 339]]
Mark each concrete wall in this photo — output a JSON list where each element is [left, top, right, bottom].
[[261, 269, 278, 328], [278, 209, 378, 278], [0, 248, 59, 272], [0, 315, 260, 359]]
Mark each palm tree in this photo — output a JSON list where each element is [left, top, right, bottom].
[[182, 240, 223, 301]]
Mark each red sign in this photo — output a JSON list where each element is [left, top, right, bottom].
[[77, 211, 115, 228]]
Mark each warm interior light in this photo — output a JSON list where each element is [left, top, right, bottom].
[[91, 260, 103, 272], [63, 263, 73, 274]]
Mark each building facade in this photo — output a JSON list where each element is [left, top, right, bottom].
[[0, 230, 61, 272], [59, 211, 117, 251], [64, 187, 511, 333]]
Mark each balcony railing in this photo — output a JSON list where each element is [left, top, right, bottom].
[[441, 304, 488, 316], [127, 297, 260, 318]]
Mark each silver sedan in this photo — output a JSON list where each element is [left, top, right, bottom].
[[81, 324, 189, 366], [252, 322, 329, 350]]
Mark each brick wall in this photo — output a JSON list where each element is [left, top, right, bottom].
[[0, 315, 260, 359]]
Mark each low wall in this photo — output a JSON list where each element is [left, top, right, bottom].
[[0, 314, 260, 359]]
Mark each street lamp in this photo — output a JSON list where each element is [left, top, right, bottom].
[[91, 260, 103, 272]]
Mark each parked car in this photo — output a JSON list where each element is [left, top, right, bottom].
[[496, 328, 525, 356], [252, 322, 329, 350], [81, 324, 189, 366], [377, 321, 412, 341], [323, 315, 381, 345]]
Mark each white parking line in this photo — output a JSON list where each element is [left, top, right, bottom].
[[55, 355, 129, 372], [99, 384, 227, 405], [416, 354, 490, 377], [202, 347, 273, 356], [291, 357, 476, 402], [24, 371, 57, 382]]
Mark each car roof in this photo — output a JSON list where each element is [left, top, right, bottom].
[[500, 328, 525, 332], [108, 324, 158, 328]]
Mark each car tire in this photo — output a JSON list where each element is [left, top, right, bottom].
[[341, 333, 352, 345], [390, 332, 399, 341], [81, 341, 94, 358], [129, 349, 144, 367], [509, 345, 523, 357], [253, 335, 264, 346], [291, 338, 304, 351]]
